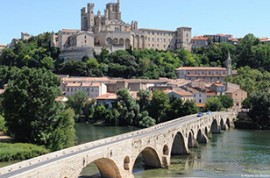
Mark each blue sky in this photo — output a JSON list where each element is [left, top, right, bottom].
[[1, 0, 269, 45]]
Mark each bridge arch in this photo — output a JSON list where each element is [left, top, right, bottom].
[[133, 146, 162, 170], [188, 131, 198, 148], [197, 129, 208, 143], [211, 119, 220, 134], [171, 132, 189, 155], [226, 118, 231, 128], [220, 118, 227, 130], [80, 158, 121, 178]]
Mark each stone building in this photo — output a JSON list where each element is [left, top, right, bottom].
[[52, 0, 192, 60], [175, 67, 228, 82]]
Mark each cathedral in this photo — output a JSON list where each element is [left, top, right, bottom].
[[51, 0, 192, 60]]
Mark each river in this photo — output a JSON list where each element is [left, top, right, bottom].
[[76, 123, 270, 178]]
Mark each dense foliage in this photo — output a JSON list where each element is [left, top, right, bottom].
[[247, 92, 270, 129], [0, 115, 6, 132], [2, 68, 75, 150], [0, 143, 48, 161], [88, 89, 198, 127]]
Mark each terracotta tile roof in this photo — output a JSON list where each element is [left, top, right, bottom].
[[192, 36, 208, 41], [176, 67, 227, 71], [259, 37, 270, 42], [165, 89, 193, 97], [96, 93, 117, 100], [174, 90, 193, 96]]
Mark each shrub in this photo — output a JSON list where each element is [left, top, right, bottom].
[[0, 143, 49, 161]]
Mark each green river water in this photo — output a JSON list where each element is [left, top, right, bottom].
[[76, 123, 270, 178]]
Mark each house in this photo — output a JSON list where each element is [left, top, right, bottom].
[[186, 86, 207, 106], [164, 89, 193, 102], [225, 83, 247, 111], [191, 36, 208, 50], [96, 93, 117, 108], [63, 82, 107, 98], [210, 82, 226, 95]]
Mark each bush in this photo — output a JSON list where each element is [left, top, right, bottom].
[[0, 115, 7, 132], [0, 143, 49, 161]]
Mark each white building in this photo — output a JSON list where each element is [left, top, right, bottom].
[[63, 82, 107, 98]]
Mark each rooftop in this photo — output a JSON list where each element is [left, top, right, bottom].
[[176, 67, 227, 71], [96, 93, 117, 100]]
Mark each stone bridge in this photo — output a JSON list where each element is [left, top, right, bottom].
[[0, 112, 236, 178]]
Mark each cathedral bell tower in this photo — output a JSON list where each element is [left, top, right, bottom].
[[226, 51, 232, 76]]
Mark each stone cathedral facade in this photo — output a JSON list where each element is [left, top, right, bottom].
[[51, 0, 192, 60]]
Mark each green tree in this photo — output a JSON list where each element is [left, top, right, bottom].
[[205, 97, 223, 111], [182, 100, 199, 115], [50, 108, 75, 150], [248, 92, 270, 129], [219, 95, 234, 109], [114, 89, 140, 126], [67, 91, 88, 119], [137, 89, 151, 111], [93, 105, 112, 124], [242, 97, 250, 109], [2, 68, 74, 149], [139, 111, 156, 128], [149, 90, 170, 123]]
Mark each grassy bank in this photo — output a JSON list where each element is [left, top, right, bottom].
[[0, 143, 49, 162]]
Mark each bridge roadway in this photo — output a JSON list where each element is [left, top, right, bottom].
[[0, 112, 235, 178]]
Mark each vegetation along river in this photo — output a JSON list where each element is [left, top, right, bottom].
[[76, 123, 270, 178]]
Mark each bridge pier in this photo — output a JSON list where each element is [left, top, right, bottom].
[[196, 130, 208, 144]]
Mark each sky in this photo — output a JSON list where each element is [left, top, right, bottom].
[[1, 0, 270, 45]]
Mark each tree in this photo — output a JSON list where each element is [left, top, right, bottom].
[[137, 89, 151, 111], [67, 91, 88, 119], [93, 105, 112, 124], [2, 68, 75, 149], [149, 90, 170, 123], [50, 108, 75, 151], [139, 111, 156, 128], [219, 95, 233, 109], [248, 92, 270, 129], [114, 89, 140, 126], [205, 97, 223, 111], [242, 97, 250, 109], [182, 100, 199, 115]]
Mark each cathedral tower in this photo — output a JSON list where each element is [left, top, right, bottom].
[[81, 3, 95, 31], [226, 51, 232, 76]]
